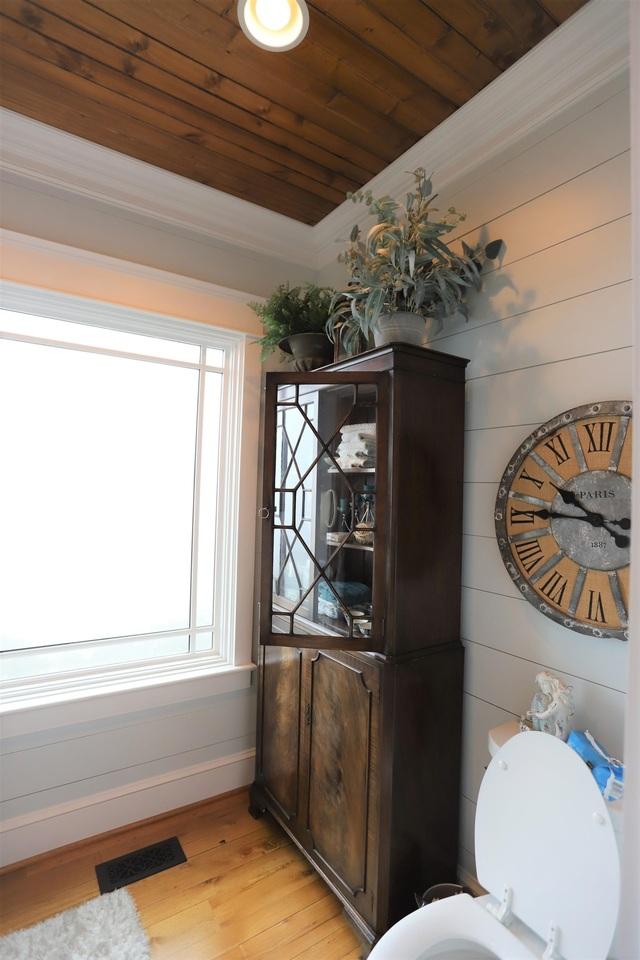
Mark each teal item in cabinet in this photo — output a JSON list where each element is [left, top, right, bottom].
[[317, 580, 371, 618]]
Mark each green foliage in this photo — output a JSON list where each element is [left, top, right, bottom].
[[250, 283, 336, 359], [327, 169, 503, 354]]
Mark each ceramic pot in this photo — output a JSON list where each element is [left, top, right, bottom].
[[279, 332, 333, 371], [373, 311, 425, 347]]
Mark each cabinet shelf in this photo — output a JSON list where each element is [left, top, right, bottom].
[[327, 466, 376, 474], [342, 542, 374, 552]]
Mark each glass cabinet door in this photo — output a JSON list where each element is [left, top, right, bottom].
[[261, 372, 387, 650]]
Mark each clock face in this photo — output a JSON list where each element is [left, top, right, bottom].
[[495, 401, 632, 641]]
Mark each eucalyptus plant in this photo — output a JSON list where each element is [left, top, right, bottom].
[[327, 169, 503, 354], [250, 283, 335, 359]]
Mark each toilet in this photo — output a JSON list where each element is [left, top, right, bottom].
[[370, 731, 620, 960]]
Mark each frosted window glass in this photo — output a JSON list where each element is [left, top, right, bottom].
[[0, 310, 200, 362], [206, 348, 225, 368], [194, 630, 214, 652], [0, 339, 198, 651], [1, 634, 190, 680], [196, 372, 222, 626]]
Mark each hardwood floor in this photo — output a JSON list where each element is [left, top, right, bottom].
[[0, 789, 364, 959]]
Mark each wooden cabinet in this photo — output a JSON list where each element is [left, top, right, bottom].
[[259, 645, 303, 826], [251, 344, 467, 947]]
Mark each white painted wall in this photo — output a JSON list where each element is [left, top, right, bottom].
[[0, 683, 256, 866], [619, 7, 639, 955], [0, 173, 315, 298]]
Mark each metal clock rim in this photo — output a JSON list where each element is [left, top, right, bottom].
[[494, 399, 632, 642]]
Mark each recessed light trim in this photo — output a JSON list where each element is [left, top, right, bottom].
[[237, 0, 309, 51]]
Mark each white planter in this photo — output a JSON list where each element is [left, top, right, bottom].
[[373, 311, 425, 347]]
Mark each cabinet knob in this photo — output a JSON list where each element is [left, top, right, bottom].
[[258, 506, 270, 520]]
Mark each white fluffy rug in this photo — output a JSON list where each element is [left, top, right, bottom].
[[0, 889, 149, 960]]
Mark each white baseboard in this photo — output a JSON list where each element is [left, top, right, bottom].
[[0, 748, 256, 869]]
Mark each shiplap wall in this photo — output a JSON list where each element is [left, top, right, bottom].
[[435, 83, 632, 881], [317, 78, 631, 884]]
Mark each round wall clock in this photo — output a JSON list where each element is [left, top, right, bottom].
[[495, 400, 632, 641]]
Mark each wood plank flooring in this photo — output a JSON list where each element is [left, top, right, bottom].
[[0, 789, 364, 959]]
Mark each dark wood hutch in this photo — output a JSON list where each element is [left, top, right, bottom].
[[250, 343, 468, 948]]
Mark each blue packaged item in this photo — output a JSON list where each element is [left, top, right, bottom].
[[317, 580, 371, 619], [567, 730, 624, 801]]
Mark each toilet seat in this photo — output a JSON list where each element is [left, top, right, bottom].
[[370, 894, 540, 959], [475, 732, 619, 960], [370, 732, 620, 960]]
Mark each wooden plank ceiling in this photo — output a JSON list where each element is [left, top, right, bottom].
[[0, 0, 587, 225]]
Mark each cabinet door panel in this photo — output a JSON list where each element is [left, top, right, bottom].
[[260, 371, 388, 651], [260, 645, 303, 822], [304, 651, 377, 900]]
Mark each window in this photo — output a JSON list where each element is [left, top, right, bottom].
[[0, 287, 249, 699]]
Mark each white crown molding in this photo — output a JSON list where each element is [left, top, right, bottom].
[[312, 0, 630, 267], [0, 110, 314, 269], [0, 0, 630, 274], [0, 228, 260, 305]]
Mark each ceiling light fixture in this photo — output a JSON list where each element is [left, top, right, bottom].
[[237, 0, 309, 51]]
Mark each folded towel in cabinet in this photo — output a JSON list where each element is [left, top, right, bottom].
[[341, 422, 376, 436]]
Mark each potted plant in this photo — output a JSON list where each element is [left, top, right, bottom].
[[327, 169, 503, 354], [250, 283, 335, 371]]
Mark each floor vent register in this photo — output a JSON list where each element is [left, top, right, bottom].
[[95, 836, 187, 893]]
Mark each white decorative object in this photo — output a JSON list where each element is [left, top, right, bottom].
[[526, 671, 574, 741], [335, 423, 376, 470], [326, 531, 349, 545], [0, 889, 149, 960]]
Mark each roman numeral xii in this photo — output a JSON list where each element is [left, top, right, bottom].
[[584, 421, 615, 454]]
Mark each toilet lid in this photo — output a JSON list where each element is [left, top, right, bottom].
[[475, 732, 620, 960]]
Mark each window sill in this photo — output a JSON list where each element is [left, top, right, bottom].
[[0, 658, 257, 738]]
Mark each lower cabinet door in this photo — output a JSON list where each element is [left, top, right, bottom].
[[300, 649, 380, 926], [259, 645, 304, 826]]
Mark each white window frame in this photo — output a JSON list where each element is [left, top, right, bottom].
[[0, 281, 257, 713]]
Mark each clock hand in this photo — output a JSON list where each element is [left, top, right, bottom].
[[532, 509, 630, 549], [598, 522, 630, 549], [611, 516, 631, 530], [533, 509, 577, 521], [548, 481, 631, 537], [549, 481, 594, 512]]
